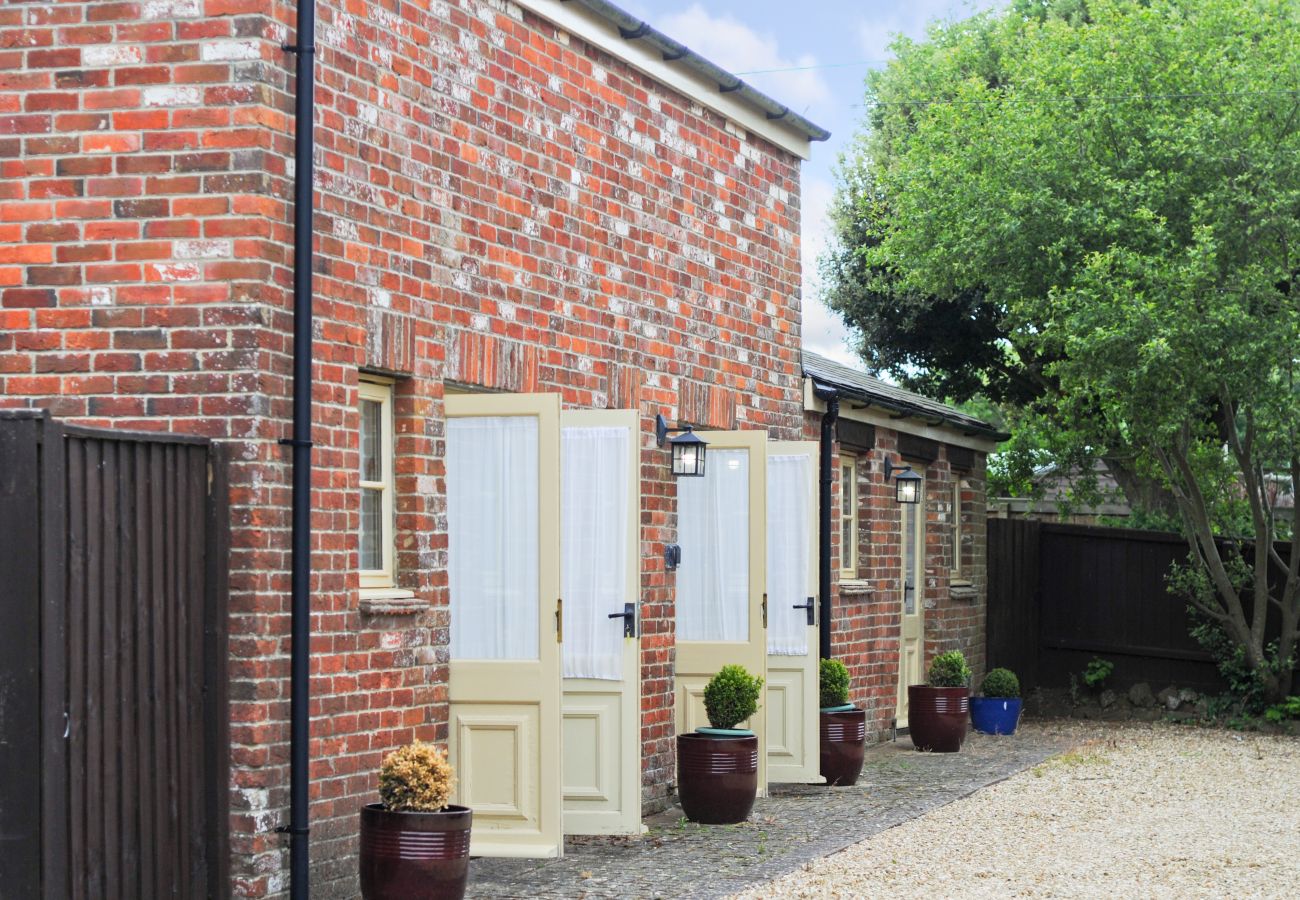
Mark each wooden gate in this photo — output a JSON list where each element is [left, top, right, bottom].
[[0, 411, 229, 898]]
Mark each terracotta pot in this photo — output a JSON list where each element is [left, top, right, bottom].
[[676, 732, 759, 824], [819, 708, 867, 786], [907, 685, 969, 753], [359, 803, 472, 900]]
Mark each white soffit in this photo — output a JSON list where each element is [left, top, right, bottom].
[[802, 379, 1001, 454], [510, 0, 815, 159]]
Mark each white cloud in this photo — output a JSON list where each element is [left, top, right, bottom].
[[656, 4, 830, 112]]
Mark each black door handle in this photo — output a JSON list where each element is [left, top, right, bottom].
[[608, 602, 636, 638], [792, 597, 815, 626]]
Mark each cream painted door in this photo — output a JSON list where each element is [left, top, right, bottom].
[[765, 442, 822, 783], [444, 393, 563, 858], [560, 410, 642, 835], [895, 479, 926, 728], [675, 430, 768, 790]]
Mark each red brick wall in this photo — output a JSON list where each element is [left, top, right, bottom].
[[2, 1, 805, 895], [805, 417, 990, 741]]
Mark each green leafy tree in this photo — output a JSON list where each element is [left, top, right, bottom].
[[829, 0, 1300, 700], [822, 2, 1187, 518]]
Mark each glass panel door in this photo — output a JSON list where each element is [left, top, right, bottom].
[[896, 476, 925, 727], [765, 442, 821, 784], [560, 410, 642, 836], [444, 393, 562, 858], [674, 431, 768, 791]]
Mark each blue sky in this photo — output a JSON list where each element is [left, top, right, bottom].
[[621, 0, 1001, 366]]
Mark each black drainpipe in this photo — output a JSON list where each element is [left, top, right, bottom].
[[281, 4, 315, 897], [814, 383, 839, 659]]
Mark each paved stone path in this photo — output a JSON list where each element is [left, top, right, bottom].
[[467, 722, 1077, 899]]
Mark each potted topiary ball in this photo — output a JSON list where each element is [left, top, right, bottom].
[[818, 658, 867, 786], [970, 667, 1023, 735], [677, 664, 763, 824], [360, 741, 472, 900], [908, 650, 971, 753]]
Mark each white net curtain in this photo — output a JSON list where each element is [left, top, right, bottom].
[[560, 425, 630, 681], [446, 415, 539, 660], [767, 454, 811, 656], [676, 448, 750, 642]]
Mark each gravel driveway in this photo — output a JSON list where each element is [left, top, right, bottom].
[[735, 723, 1300, 899]]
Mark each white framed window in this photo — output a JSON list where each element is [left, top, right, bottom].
[[359, 378, 395, 589], [951, 479, 964, 578], [839, 456, 857, 577]]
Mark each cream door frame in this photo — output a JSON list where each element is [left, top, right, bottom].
[[895, 477, 926, 728], [765, 441, 822, 784], [560, 409, 642, 836], [674, 430, 768, 793], [444, 392, 564, 858]]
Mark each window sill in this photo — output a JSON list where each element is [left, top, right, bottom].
[[949, 580, 978, 602], [838, 579, 874, 599], [359, 587, 424, 616]]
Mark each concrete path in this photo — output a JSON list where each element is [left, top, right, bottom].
[[466, 722, 1077, 899]]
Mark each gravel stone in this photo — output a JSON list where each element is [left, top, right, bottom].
[[735, 723, 1300, 899], [465, 725, 1073, 898]]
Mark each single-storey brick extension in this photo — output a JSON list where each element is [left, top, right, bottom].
[[0, 0, 1003, 895]]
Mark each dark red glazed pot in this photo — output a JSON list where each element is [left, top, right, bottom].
[[676, 732, 759, 824], [819, 708, 867, 785], [908, 685, 970, 752], [359, 803, 472, 900]]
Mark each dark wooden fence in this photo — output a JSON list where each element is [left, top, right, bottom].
[[988, 519, 1261, 692], [0, 411, 229, 898]]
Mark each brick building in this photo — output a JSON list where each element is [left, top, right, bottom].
[[1, 0, 1000, 896], [802, 352, 1006, 741]]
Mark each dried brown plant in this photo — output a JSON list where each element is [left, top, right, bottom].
[[378, 741, 456, 812]]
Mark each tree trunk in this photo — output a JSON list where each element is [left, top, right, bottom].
[[1104, 455, 1181, 521]]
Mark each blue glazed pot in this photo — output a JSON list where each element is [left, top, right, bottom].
[[970, 697, 1022, 735]]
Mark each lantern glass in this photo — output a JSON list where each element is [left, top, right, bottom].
[[670, 429, 707, 477], [895, 470, 922, 504]]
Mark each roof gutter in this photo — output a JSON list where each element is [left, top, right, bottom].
[[810, 377, 1009, 442], [563, 0, 831, 144]]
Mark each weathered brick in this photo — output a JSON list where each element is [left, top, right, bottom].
[[141, 85, 202, 107], [113, 197, 168, 218], [82, 44, 143, 67], [0, 3, 834, 898]]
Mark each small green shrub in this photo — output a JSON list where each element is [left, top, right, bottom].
[[819, 658, 851, 708], [1082, 657, 1114, 690], [927, 650, 971, 688], [980, 667, 1020, 698], [704, 664, 763, 730], [1264, 696, 1300, 724]]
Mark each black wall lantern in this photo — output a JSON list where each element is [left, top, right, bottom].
[[655, 413, 707, 477], [883, 458, 923, 504]]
